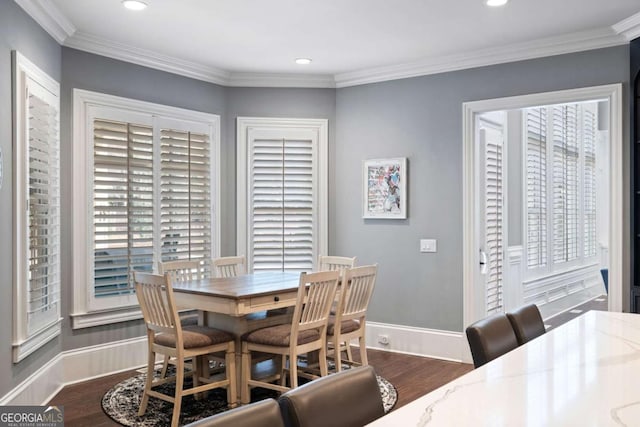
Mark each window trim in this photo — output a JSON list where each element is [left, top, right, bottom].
[[12, 51, 62, 362], [236, 117, 328, 271], [71, 89, 221, 329]]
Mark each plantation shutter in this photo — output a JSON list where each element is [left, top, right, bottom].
[[482, 126, 504, 315], [583, 109, 597, 258], [552, 104, 579, 263], [27, 83, 61, 333], [250, 132, 315, 272], [160, 128, 211, 270], [93, 119, 154, 298], [526, 107, 547, 269]]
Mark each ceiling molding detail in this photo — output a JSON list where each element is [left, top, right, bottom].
[[15, 0, 75, 44], [65, 32, 231, 86], [226, 72, 335, 88], [612, 11, 640, 41], [14, 1, 639, 89], [334, 28, 627, 88]]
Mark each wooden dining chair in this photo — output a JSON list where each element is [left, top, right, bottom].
[[318, 255, 356, 272], [327, 264, 377, 372], [134, 272, 237, 427], [240, 270, 340, 404], [212, 255, 247, 278], [157, 259, 204, 376]]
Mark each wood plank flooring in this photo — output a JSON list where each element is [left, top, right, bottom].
[[48, 349, 473, 426]]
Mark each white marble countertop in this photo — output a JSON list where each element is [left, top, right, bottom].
[[368, 311, 640, 427]]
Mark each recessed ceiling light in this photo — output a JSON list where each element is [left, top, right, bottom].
[[122, 0, 148, 11], [295, 58, 312, 65], [486, 0, 508, 6]]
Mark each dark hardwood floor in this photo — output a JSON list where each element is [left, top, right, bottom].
[[48, 349, 473, 426]]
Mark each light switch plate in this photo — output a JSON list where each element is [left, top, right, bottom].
[[420, 239, 437, 253]]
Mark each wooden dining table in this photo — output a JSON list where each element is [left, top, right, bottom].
[[171, 271, 303, 397]]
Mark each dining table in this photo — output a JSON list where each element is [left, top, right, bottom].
[[171, 271, 303, 394], [367, 310, 640, 426]]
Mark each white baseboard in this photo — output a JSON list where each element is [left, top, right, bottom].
[[365, 321, 467, 363], [0, 336, 149, 406]]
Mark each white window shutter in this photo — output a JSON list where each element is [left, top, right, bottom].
[[583, 109, 597, 258], [27, 88, 61, 332], [251, 138, 314, 272], [160, 129, 211, 270], [526, 107, 547, 269], [93, 119, 154, 297], [483, 126, 504, 315], [552, 105, 579, 263]]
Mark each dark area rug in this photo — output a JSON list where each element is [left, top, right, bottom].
[[102, 367, 397, 426]]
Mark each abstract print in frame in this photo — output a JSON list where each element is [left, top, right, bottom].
[[363, 157, 407, 219]]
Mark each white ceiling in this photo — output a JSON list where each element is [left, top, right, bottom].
[[16, 0, 640, 87]]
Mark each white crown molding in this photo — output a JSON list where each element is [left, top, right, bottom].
[[15, 2, 639, 89], [612, 11, 640, 41], [14, 0, 75, 44], [227, 72, 335, 88], [64, 31, 232, 86], [334, 27, 627, 88]]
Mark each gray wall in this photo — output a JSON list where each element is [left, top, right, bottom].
[[334, 46, 629, 331], [225, 87, 337, 255], [0, 0, 62, 399]]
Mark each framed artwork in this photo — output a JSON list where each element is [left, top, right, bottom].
[[363, 157, 407, 219]]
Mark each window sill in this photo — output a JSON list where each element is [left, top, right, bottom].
[[70, 306, 143, 330], [13, 318, 62, 363]]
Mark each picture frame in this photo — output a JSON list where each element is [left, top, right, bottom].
[[363, 157, 407, 219]]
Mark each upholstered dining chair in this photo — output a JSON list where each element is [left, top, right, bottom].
[[134, 272, 237, 427], [184, 398, 284, 427], [327, 264, 377, 372], [157, 259, 204, 376], [212, 255, 246, 278], [465, 313, 519, 368], [506, 303, 546, 345], [240, 270, 340, 404], [317, 255, 356, 272], [278, 365, 384, 427]]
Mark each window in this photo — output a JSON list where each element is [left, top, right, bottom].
[[237, 118, 328, 272], [525, 102, 598, 276], [72, 90, 219, 328], [12, 52, 62, 362]]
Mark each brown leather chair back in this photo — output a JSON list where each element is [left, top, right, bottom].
[[278, 366, 384, 427], [184, 399, 284, 427], [466, 313, 519, 368], [506, 304, 546, 345]]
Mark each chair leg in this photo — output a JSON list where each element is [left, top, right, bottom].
[[278, 354, 287, 387], [171, 359, 184, 427], [138, 347, 155, 416], [160, 355, 170, 378], [225, 343, 237, 407], [289, 352, 298, 389], [332, 335, 342, 372], [345, 342, 354, 363], [359, 334, 368, 366], [319, 345, 328, 377], [240, 343, 251, 404]]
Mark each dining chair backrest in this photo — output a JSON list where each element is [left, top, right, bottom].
[[317, 255, 356, 273], [290, 270, 340, 338], [506, 304, 546, 345], [212, 255, 247, 278], [278, 366, 384, 427], [134, 272, 180, 338], [184, 398, 284, 427], [336, 265, 377, 324], [158, 259, 203, 283], [465, 313, 519, 368]]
